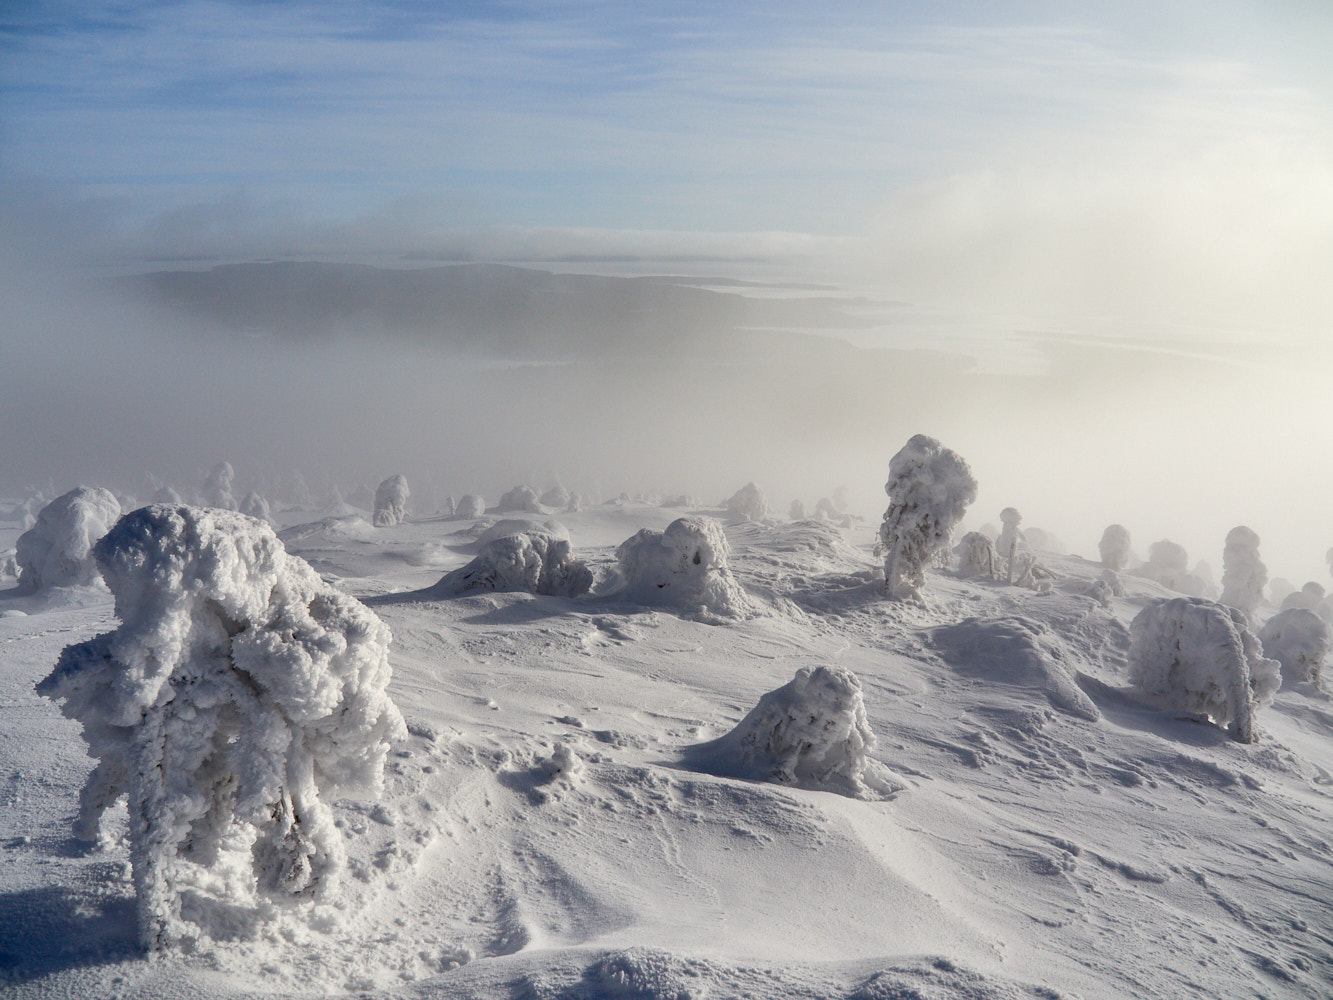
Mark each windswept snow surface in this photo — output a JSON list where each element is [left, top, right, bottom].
[[2, 500, 1333, 998]]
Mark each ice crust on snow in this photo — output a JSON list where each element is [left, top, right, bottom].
[[1128, 596, 1280, 743], [372, 474, 410, 526], [1257, 607, 1328, 684], [878, 434, 977, 599], [685, 666, 900, 798], [35, 505, 406, 948], [1219, 525, 1266, 619], [433, 530, 592, 598], [15, 486, 121, 592], [1098, 524, 1131, 572], [613, 515, 760, 622]]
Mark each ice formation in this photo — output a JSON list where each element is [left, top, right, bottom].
[[201, 462, 238, 510], [685, 666, 895, 798], [372, 474, 410, 527], [878, 434, 977, 599], [433, 530, 592, 598], [35, 505, 405, 948], [1258, 608, 1328, 684], [14, 486, 121, 592], [614, 515, 759, 622], [495, 485, 543, 513], [455, 494, 486, 519], [238, 490, 272, 525], [1219, 526, 1266, 619], [1128, 596, 1281, 743], [724, 482, 769, 523], [956, 531, 999, 579], [1098, 524, 1131, 571]]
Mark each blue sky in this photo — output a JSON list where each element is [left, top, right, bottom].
[[2, 1, 1332, 330]]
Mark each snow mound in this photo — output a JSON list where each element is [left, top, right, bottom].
[[477, 517, 569, 547], [35, 505, 406, 948], [724, 481, 768, 523], [372, 474, 409, 526], [1257, 607, 1328, 684], [879, 434, 977, 599], [495, 485, 543, 513], [613, 515, 760, 623], [1128, 596, 1281, 743], [15, 486, 121, 592], [433, 530, 593, 598], [685, 666, 902, 798], [932, 616, 1101, 721], [455, 493, 486, 519]]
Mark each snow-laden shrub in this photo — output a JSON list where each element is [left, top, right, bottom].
[[539, 484, 570, 509], [36, 505, 405, 949], [1258, 608, 1328, 684], [238, 490, 272, 525], [614, 515, 759, 622], [1098, 524, 1131, 572], [1128, 596, 1281, 743], [725, 482, 768, 523], [15, 486, 121, 592], [372, 474, 410, 527], [789, 499, 807, 521], [956, 531, 999, 579], [455, 494, 486, 519], [1139, 539, 1190, 591], [1281, 581, 1326, 612], [878, 434, 977, 599], [686, 666, 898, 798], [201, 462, 237, 510], [434, 530, 592, 598], [1219, 526, 1266, 619], [495, 485, 543, 514]]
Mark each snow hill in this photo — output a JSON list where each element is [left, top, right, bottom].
[[2, 498, 1331, 999]]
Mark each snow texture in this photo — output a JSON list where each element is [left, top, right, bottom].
[[614, 515, 759, 622], [956, 531, 999, 579], [1219, 526, 1266, 619], [238, 491, 272, 525], [495, 485, 543, 514], [1098, 524, 1131, 572], [1257, 607, 1328, 684], [372, 474, 410, 527], [35, 505, 406, 949], [1128, 596, 1281, 743], [432, 530, 592, 598], [455, 493, 486, 519], [878, 434, 977, 599], [201, 462, 237, 510], [685, 666, 899, 798], [15, 486, 121, 592], [724, 481, 769, 523]]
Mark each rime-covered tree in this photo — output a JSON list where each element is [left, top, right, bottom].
[[372, 474, 410, 527], [1219, 526, 1266, 619], [878, 435, 977, 599]]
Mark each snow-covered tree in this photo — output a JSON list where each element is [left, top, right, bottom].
[[814, 497, 839, 520], [455, 494, 486, 519], [372, 474, 410, 527], [1282, 581, 1326, 612], [36, 505, 405, 949], [997, 507, 1023, 582], [15, 486, 121, 592], [152, 485, 183, 505], [615, 515, 758, 622], [1258, 608, 1327, 684], [956, 531, 999, 579], [238, 490, 272, 525], [878, 435, 977, 599], [201, 462, 238, 510], [1128, 596, 1281, 743], [565, 491, 583, 513], [1139, 539, 1190, 591], [1219, 526, 1266, 619], [496, 485, 543, 513], [540, 484, 570, 509], [1096, 525, 1134, 573], [788, 499, 808, 521], [433, 530, 592, 598], [725, 482, 769, 523]]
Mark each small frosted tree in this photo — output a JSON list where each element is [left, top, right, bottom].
[[372, 474, 410, 527], [15, 486, 121, 592], [878, 435, 977, 599], [725, 482, 769, 523], [1098, 524, 1131, 572], [1219, 526, 1266, 619], [201, 462, 238, 510], [1258, 608, 1328, 684], [455, 493, 486, 519], [789, 499, 807, 521], [956, 531, 999, 579], [997, 507, 1023, 583], [238, 490, 272, 525], [1140, 539, 1189, 591], [36, 506, 405, 949], [496, 485, 543, 513]]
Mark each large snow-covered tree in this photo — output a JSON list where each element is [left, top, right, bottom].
[[878, 435, 977, 599]]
